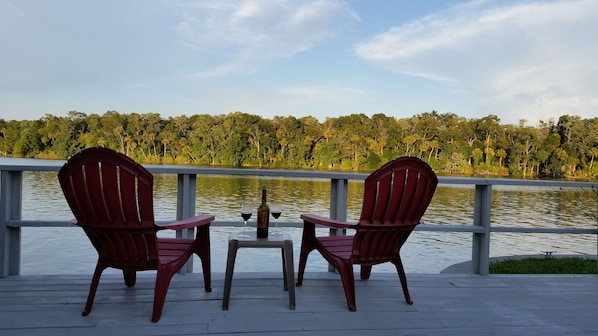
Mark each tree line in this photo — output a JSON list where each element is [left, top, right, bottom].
[[1, 110, 597, 178]]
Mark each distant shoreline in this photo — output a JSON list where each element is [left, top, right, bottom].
[[441, 254, 598, 273]]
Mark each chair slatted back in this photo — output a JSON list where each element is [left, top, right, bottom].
[[58, 148, 159, 268], [353, 157, 438, 264]]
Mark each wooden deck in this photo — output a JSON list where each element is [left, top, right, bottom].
[[1, 272, 597, 335]]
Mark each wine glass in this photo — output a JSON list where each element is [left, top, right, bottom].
[[270, 203, 282, 236], [239, 203, 252, 238]]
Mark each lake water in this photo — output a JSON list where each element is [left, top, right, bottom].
[[17, 171, 598, 275]]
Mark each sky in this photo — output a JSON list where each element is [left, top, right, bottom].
[[1, 0, 597, 126]]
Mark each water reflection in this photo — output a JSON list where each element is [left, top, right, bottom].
[[18, 171, 597, 275]]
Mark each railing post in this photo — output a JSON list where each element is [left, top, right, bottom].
[[472, 183, 492, 275], [329, 178, 348, 223], [0, 171, 23, 277], [328, 178, 348, 271], [176, 173, 197, 274]]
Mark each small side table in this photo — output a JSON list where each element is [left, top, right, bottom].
[[221, 231, 296, 310]]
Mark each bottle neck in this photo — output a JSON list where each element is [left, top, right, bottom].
[[261, 187, 267, 203]]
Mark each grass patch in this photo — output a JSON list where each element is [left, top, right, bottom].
[[489, 257, 597, 274]]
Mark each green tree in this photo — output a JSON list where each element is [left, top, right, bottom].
[[190, 114, 218, 165], [13, 120, 42, 157], [299, 116, 324, 168], [2, 110, 597, 178], [100, 111, 127, 153], [52, 111, 87, 157], [495, 148, 507, 167], [504, 125, 536, 177], [471, 147, 483, 167]]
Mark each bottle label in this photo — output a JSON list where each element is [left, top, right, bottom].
[[257, 210, 269, 228]]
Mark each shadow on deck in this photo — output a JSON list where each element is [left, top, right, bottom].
[[1, 272, 597, 336]]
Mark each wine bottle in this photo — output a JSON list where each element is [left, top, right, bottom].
[[256, 186, 269, 238]]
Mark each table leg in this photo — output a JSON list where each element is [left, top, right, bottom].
[[283, 240, 295, 310], [222, 239, 239, 310], [281, 247, 288, 291]]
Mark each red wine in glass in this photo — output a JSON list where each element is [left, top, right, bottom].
[[240, 204, 252, 238], [270, 204, 282, 236]]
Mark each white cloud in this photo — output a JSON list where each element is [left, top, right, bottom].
[[355, 0, 598, 124], [176, 0, 360, 77]]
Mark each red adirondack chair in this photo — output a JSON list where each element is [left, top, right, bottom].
[[58, 147, 214, 322], [296, 156, 438, 311]]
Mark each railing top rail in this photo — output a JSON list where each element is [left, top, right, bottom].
[[0, 157, 596, 188], [439, 176, 597, 188], [0, 157, 366, 180], [0, 157, 65, 172]]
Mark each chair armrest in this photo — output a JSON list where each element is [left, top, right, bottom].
[[156, 214, 215, 231], [300, 214, 356, 229]]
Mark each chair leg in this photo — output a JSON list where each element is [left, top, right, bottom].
[[336, 261, 357, 311], [123, 270, 136, 287], [392, 256, 413, 305], [296, 248, 310, 286], [198, 250, 212, 293], [152, 267, 174, 323], [360, 265, 372, 280], [83, 263, 106, 316], [296, 221, 316, 286], [195, 226, 212, 292]]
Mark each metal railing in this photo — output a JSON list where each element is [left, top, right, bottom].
[[1, 158, 597, 277]]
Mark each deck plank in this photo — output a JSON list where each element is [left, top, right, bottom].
[[1, 272, 597, 336]]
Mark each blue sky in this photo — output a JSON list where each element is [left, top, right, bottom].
[[1, 0, 596, 125]]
